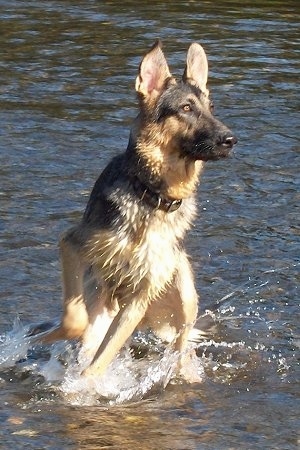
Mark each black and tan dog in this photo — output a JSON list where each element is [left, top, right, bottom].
[[39, 41, 236, 379]]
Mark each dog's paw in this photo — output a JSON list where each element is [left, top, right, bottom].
[[176, 350, 203, 384]]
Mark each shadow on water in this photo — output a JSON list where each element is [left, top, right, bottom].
[[0, 0, 299, 449]]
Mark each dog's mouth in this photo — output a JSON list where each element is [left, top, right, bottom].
[[181, 133, 237, 162], [185, 142, 236, 162], [197, 142, 235, 162]]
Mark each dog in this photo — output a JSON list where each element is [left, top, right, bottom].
[[38, 41, 237, 379]]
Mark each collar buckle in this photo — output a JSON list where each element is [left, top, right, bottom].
[[165, 199, 182, 213]]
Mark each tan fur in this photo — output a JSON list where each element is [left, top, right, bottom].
[[38, 41, 236, 381], [136, 115, 205, 199]]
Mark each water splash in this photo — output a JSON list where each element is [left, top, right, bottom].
[[0, 322, 205, 406], [60, 346, 184, 405], [0, 317, 32, 369], [1, 264, 297, 405]]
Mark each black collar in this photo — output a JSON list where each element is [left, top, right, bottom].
[[131, 177, 182, 213]]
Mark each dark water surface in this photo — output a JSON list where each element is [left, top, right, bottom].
[[0, 1, 299, 449]]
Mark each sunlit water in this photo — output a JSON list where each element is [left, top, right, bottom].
[[0, 275, 294, 402], [0, 264, 297, 407], [0, 1, 299, 449]]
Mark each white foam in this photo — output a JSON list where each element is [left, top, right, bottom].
[[59, 345, 205, 406], [0, 317, 31, 369]]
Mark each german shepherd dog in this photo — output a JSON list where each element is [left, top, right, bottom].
[[38, 41, 237, 379]]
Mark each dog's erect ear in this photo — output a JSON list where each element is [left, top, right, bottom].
[[183, 43, 208, 94], [135, 41, 172, 98]]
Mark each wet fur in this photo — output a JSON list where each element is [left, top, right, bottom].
[[39, 41, 236, 379]]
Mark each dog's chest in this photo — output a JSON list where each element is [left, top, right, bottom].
[[116, 197, 196, 294], [134, 213, 179, 285], [88, 196, 196, 297]]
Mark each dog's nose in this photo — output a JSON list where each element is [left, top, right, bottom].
[[222, 134, 238, 149]]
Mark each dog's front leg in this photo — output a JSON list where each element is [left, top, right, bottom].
[[172, 253, 199, 380], [82, 295, 149, 377], [41, 230, 89, 343]]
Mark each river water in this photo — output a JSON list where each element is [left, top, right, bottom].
[[0, 1, 299, 449]]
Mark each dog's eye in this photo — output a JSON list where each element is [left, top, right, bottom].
[[182, 104, 191, 112]]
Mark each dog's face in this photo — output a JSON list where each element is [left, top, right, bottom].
[[135, 41, 237, 163], [154, 81, 236, 162], [130, 41, 237, 199]]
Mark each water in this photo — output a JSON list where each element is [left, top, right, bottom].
[[0, 0, 299, 448]]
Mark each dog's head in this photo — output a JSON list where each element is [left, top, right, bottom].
[[134, 41, 237, 163]]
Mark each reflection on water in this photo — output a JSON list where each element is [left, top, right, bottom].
[[0, 1, 299, 449]]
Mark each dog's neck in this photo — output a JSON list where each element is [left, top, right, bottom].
[[131, 176, 182, 213], [127, 118, 204, 201]]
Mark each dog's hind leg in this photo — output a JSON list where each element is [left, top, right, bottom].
[[41, 230, 89, 343]]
